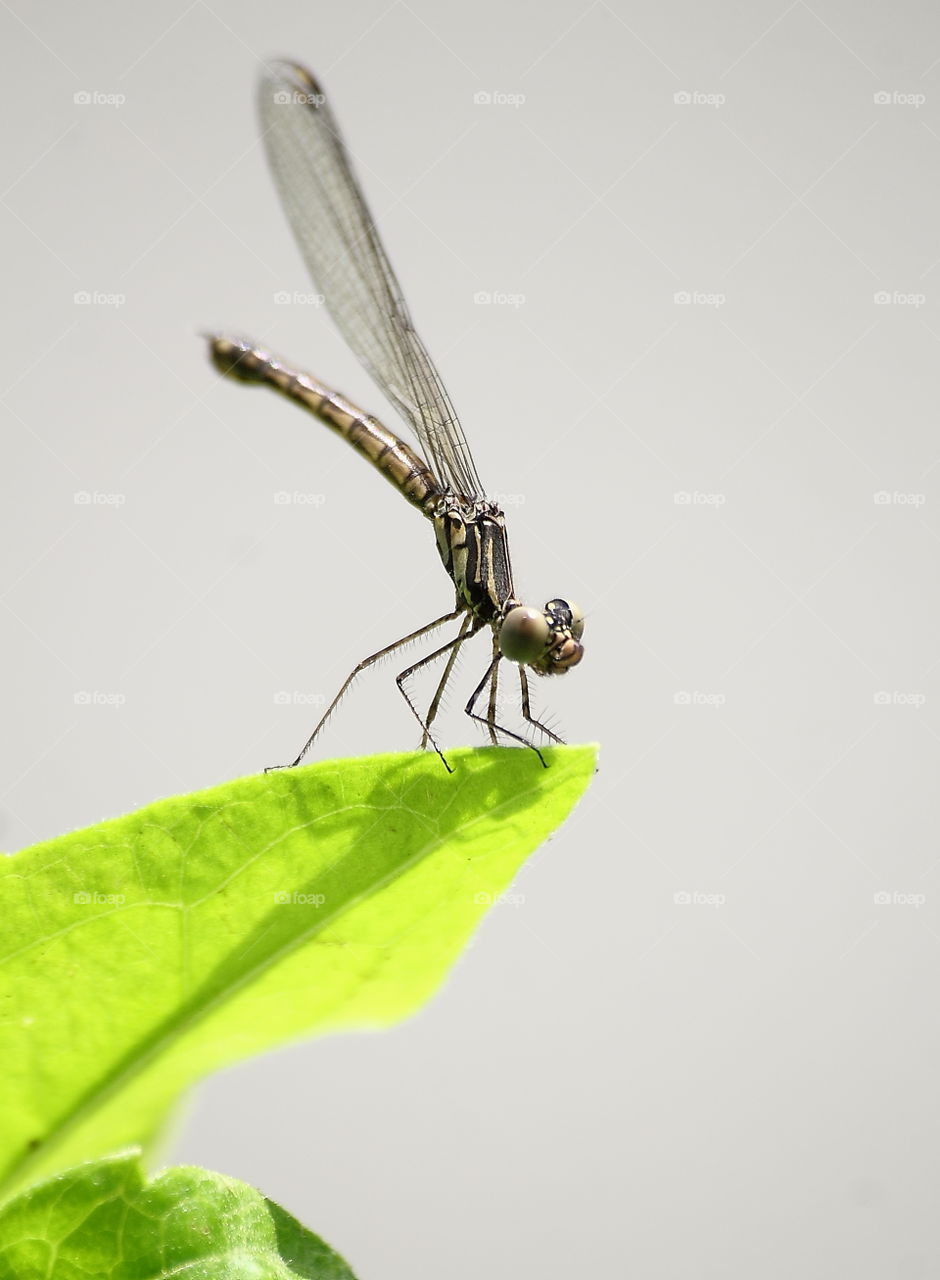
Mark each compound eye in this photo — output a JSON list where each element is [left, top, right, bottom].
[[500, 606, 550, 665], [545, 598, 585, 641], [567, 601, 585, 641]]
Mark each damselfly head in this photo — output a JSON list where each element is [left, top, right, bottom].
[[499, 598, 584, 676]]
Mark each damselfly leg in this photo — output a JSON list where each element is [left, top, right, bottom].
[[395, 617, 486, 772], [518, 667, 564, 747], [465, 653, 548, 768], [421, 612, 475, 750], [265, 608, 463, 771]]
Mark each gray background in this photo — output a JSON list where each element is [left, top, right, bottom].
[[2, 0, 939, 1275]]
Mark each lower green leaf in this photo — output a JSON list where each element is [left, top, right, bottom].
[[0, 1151, 357, 1279], [0, 746, 596, 1195]]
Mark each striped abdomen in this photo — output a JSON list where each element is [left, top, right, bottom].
[[209, 335, 443, 515]]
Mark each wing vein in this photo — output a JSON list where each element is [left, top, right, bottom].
[[258, 60, 485, 499]]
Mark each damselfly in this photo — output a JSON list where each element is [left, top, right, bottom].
[[207, 60, 584, 771]]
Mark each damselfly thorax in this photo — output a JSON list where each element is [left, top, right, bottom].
[[206, 62, 584, 771]]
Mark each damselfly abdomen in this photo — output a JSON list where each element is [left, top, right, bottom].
[[207, 60, 584, 771]]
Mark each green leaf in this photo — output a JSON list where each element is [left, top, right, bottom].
[[0, 1150, 359, 1279], [0, 746, 595, 1196]]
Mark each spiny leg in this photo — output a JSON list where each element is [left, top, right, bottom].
[[421, 612, 474, 749], [485, 635, 500, 746], [397, 619, 486, 772], [465, 656, 548, 767], [267, 608, 464, 771], [518, 666, 565, 745]]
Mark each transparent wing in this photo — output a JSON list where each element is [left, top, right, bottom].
[[258, 59, 484, 500]]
